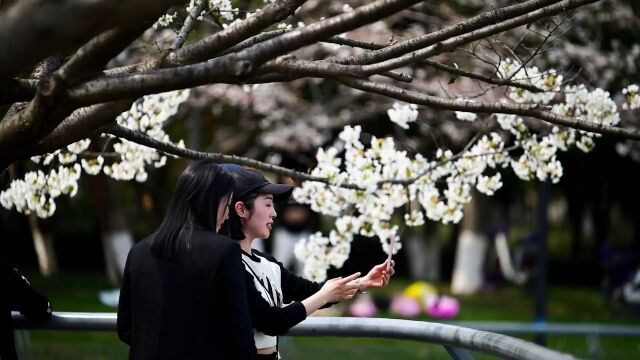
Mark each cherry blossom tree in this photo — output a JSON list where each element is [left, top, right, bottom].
[[1, 0, 639, 286]]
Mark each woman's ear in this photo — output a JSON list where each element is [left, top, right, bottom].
[[234, 201, 248, 219]]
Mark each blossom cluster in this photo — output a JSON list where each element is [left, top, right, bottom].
[[292, 63, 633, 281], [497, 58, 562, 104], [103, 90, 190, 182], [1, 90, 189, 218], [293, 125, 511, 281], [0, 164, 81, 218], [387, 102, 418, 129], [155, 0, 237, 29], [622, 84, 640, 110], [153, 12, 178, 29]]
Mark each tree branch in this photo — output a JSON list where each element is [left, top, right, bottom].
[[357, 0, 598, 74], [105, 0, 309, 76], [323, 35, 537, 89], [0, 21, 167, 156], [58, 26, 151, 85], [0, 0, 182, 84], [338, 77, 640, 141], [422, 59, 545, 93], [171, 0, 207, 51], [67, 0, 424, 106], [169, 0, 308, 65], [218, 29, 287, 56], [11, 101, 134, 162], [104, 123, 364, 188], [1, 0, 208, 163], [332, 0, 562, 66]]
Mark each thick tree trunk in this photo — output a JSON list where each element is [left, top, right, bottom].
[[28, 213, 58, 276]]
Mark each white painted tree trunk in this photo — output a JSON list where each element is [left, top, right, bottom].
[[28, 213, 58, 276], [99, 182, 134, 286], [451, 194, 490, 295], [451, 230, 488, 294], [101, 225, 133, 286]]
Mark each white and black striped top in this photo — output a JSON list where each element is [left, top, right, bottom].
[[240, 249, 328, 350]]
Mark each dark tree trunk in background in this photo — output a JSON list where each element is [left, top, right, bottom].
[[534, 181, 550, 346]]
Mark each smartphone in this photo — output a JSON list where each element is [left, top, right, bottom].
[[386, 235, 396, 272]]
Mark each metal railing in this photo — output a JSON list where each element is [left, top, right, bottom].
[[11, 312, 596, 360]]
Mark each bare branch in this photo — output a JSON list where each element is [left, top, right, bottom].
[[67, 0, 424, 105], [322, 35, 534, 89], [422, 60, 545, 93], [14, 101, 134, 160], [213, 0, 423, 71], [104, 123, 360, 188], [339, 77, 640, 140], [171, 0, 207, 51], [57, 26, 150, 85], [0, 0, 182, 84], [504, 16, 567, 82], [357, 0, 598, 75], [218, 30, 287, 56], [103, 1, 298, 77], [333, 0, 562, 66], [323, 36, 385, 50], [69, 60, 241, 105], [261, 58, 368, 79], [168, 0, 308, 65], [0, 21, 161, 156]]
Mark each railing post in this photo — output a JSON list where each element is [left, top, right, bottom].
[[444, 345, 476, 360], [585, 333, 602, 359]]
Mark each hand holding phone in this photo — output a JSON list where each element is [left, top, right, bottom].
[[386, 235, 396, 273]]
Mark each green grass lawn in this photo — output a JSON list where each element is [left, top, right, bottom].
[[17, 272, 640, 360]]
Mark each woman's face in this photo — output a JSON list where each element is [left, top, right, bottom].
[[216, 193, 233, 232], [240, 194, 276, 239]]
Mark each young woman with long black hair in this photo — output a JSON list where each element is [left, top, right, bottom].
[[221, 164, 395, 360], [117, 160, 257, 360]]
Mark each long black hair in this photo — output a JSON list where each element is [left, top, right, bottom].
[[150, 160, 235, 258]]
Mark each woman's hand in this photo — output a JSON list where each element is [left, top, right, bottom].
[[359, 260, 395, 291], [318, 272, 360, 303]]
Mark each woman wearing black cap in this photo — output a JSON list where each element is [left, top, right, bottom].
[[117, 161, 256, 360], [221, 164, 395, 360]]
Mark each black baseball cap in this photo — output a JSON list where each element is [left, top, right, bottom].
[[220, 163, 293, 202]]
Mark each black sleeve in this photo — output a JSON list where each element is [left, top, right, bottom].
[[1, 260, 51, 322], [244, 271, 307, 336], [116, 250, 132, 345], [280, 266, 322, 304], [216, 243, 257, 360], [253, 251, 335, 309], [280, 266, 337, 309]]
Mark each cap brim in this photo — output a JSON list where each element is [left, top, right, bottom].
[[258, 183, 294, 202]]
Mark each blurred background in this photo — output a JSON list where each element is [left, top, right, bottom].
[[2, 0, 640, 359]]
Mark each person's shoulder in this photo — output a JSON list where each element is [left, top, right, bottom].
[[128, 236, 151, 256], [192, 230, 237, 253]]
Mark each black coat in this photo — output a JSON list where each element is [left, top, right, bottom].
[[0, 259, 51, 360], [117, 230, 257, 360]]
